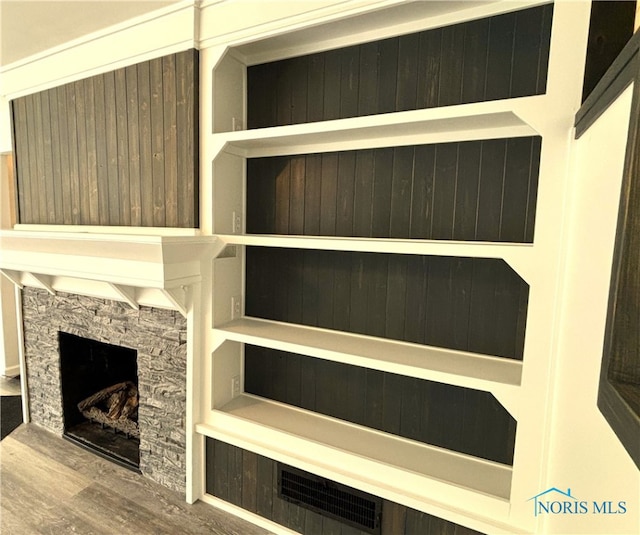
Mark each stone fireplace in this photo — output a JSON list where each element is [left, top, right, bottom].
[[21, 287, 188, 493]]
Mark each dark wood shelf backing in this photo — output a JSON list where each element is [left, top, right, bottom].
[[581, 1, 637, 104], [576, 29, 640, 137], [10, 49, 199, 228], [245, 247, 529, 361], [247, 136, 542, 243], [247, 4, 553, 129], [244, 345, 516, 465]]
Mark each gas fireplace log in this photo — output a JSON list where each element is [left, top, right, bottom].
[[82, 406, 140, 438], [77, 382, 134, 412], [107, 390, 128, 419], [77, 381, 140, 439], [120, 390, 139, 420]]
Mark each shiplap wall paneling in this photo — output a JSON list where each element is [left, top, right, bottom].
[[244, 346, 516, 465], [205, 438, 484, 535], [246, 4, 553, 129], [10, 49, 199, 228], [246, 248, 529, 361], [247, 137, 542, 243]]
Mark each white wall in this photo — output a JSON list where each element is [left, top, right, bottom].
[[0, 97, 12, 153], [0, 153, 20, 376], [546, 85, 640, 535]]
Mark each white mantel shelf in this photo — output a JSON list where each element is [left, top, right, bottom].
[[0, 229, 216, 289]]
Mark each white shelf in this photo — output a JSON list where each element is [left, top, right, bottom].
[[215, 234, 533, 276], [213, 103, 539, 159], [198, 394, 512, 516], [214, 317, 522, 401]]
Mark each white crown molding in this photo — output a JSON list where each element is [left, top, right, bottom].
[[0, 0, 199, 99]]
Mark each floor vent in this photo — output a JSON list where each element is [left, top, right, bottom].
[[277, 464, 382, 534]]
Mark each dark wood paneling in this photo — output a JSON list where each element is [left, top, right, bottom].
[[246, 248, 528, 360], [484, 11, 516, 102], [176, 50, 198, 228], [93, 77, 109, 225], [246, 137, 541, 243], [103, 72, 120, 226], [11, 49, 199, 228], [33, 91, 48, 222], [206, 438, 485, 534], [462, 19, 490, 105], [150, 57, 165, 227], [114, 67, 131, 226], [125, 64, 142, 226], [11, 99, 30, 223], [41, 90, 56, 223], [163, 54, 178, 227], [582, 1, 636, 103], [243, 347, 517, 464], [247, 4, 553, 129], [83, 78, 99, 224], [48, 88, 64, 223]]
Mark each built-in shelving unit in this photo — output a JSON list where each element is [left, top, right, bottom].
[[197, 1, 594, 533]]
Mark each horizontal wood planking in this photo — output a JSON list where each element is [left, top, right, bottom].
[[205, 438, 484, 534], [244, 346, 516, 465], [246, 248, 528, 361], [247, 4, 553, 129], [11, 50, 199, 228], [247, 137, 542, 243]]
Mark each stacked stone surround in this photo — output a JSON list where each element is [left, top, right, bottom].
[[21, 287, 188, 493]]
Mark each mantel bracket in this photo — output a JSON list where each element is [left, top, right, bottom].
[[108, 283, 139, 310], [162, 287, 188, 318], [27, 273, 56, 295]]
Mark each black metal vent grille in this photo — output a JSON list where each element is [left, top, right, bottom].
[[277, 464, 382, 534]]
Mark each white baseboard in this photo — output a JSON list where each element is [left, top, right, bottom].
[[2, 364, 20, 377]]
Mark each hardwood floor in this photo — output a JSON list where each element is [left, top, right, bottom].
[[0, 424, 274, 535]]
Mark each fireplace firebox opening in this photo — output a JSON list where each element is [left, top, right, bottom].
[[59, 331, 140, 471]]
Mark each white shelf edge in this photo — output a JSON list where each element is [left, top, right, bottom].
[[212, 102, 542, 158], [213, 317, 522, 394], [12, 223, 202, 237], [216, 233, 532, 257], [197, 395, 512, 516], [215, 234, 534, 289]]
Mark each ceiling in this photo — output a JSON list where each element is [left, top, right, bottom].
[[0, 1, 178, 66]]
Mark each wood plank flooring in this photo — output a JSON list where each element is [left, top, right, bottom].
[[0, 424, 273, 535]]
